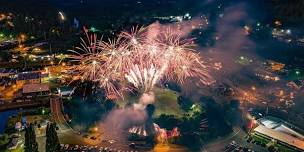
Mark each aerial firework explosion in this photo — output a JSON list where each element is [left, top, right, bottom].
[[69, 26, 214, 105]]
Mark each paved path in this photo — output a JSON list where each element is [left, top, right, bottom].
[[50, 96, 71, 132]]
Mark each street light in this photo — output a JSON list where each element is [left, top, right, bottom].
[[58, 11, 66, 22]]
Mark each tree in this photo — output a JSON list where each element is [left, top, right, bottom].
[[165, 82, 181, 92], [179, 106, 207, 147], [145, 104, 156, 145], [0, 134, 9, 146], [46, 123, 60, 152], [177, 96, 193, 111], [272, 0, 304, 20], [146, 104, 155, 118], [204, 97, 233, 137], [154, 114, 181, 130], [230, 100, 240, 109], [24, 124, 39, 152]]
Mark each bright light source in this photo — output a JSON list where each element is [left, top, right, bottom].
[[58, 11, 65, 21], [93, 127, 98, 132], [257, 22, 261, 26], [90, 27, 97, 32]]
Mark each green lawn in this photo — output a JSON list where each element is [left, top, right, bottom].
[[251, 133, 270, 145], [154, 88, 184, 118], [276, 144, 298, 152], [116, 87, 184, 118], [251, 134, 297, 152]]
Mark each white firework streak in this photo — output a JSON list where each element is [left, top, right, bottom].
[[69, 26, 216, 99], [125, 64, 166, 93]]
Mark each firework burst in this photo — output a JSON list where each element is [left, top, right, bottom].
[[69, 26, 214, 99]]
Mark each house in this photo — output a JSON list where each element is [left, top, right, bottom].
[[22, 83, 50, 97], [17, 71, 41, 85], [0, 68, 17, 78]]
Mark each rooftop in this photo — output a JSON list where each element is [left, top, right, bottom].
[[255, 116, 304, 150], [17, 71, 41, 80], [259, 116, 304, 139], [254, 125, 304, 150], [22, 83, 49, 94]]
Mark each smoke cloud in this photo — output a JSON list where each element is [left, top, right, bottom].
[[100, 107, 147, 140], [98, 0, 304, 143]]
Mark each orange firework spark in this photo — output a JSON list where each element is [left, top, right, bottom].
[[68, 26, 214, 98]]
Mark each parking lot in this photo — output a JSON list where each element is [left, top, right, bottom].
[[60, 144, 140, 152]]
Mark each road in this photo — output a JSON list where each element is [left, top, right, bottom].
[[203, 127, 267, 152], [50, 96, 71, 132]]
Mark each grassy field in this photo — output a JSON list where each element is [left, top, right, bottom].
[[251, 133, 270, 145], [251, 133, 297, 152], [116, 87, 184, 118], [153, 88, 184, 118], [276, 144, 298, 152]]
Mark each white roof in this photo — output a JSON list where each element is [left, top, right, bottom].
[[274, 124, 304, 140], [259, 117, 304, 139], [22, 83, 49, 94], [254, 125, 304, 150], [260, 119, 280, 128]]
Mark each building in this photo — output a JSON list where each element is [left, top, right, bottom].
[[0, 68, 17, 78], [22, 83, 50, 97], [57, 86, 75, 97], [17, 71, 41, 85], [266, 60, 285, 72], [253, 116, 304, 151]]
